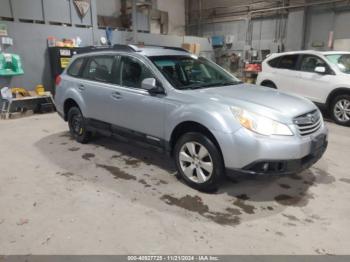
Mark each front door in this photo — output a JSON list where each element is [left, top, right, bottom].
[[108, 55, 166, 141], [296, 54, 335, 103]]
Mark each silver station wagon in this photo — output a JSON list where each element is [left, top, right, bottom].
[[55, 45, 328, 191]]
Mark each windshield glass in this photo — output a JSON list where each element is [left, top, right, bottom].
[[149, 55, 241, 90], [325, 54, 350, 74]]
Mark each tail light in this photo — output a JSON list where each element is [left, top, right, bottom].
[[55, 75, 62, 86]]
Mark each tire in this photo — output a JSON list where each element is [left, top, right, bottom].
[[174, 132, 224, 192], [330, 94, 350, 126], [67, 107, 92, 143], [261, 81, 277, 89]]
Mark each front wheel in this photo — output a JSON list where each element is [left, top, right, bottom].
[[174, 132, 224, 192], [331, 95, 350, 126], [67, 107, 92, 143]]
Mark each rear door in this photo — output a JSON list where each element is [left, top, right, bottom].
[[78, 55, 119, 123], [295, 54, 335, 103], [273, 54, 300, 93]]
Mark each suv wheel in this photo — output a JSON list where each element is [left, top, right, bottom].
[[174, 132, 224, 192], [67, 107, 91, 143], [331, 95, 350, 126]]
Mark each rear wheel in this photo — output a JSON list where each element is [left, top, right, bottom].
[[67, 107, 92, 143], [331, 95, 350, 126], [174, 132, 224, 192]]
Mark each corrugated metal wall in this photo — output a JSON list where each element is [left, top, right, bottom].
[[186, 0, 350, 53]]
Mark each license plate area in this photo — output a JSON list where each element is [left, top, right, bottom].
[[311, 134, 326, 153]]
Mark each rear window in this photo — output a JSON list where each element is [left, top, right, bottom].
[[82, 56, 115, 83], [67, 58, 84, 77], [278, 55, 299, 70], [267, 57, 280, 68]]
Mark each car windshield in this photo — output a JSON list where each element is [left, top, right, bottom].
[[325, 54, 350, 74], [149, 55, 241, 90]]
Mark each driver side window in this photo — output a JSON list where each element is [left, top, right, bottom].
[[300, 55, 328, 73], [119, 56, 154, 89]]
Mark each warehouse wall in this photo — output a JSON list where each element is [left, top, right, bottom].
[[96, 0, 121, 17], [304, 7, 350, 50], [157, 0, 186, 36], [187, 1, 350, 53], [0, 22, 95, 92]]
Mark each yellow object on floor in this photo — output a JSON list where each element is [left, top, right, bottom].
[[35, 85, 45, 95], [11, 87, 30, 97]]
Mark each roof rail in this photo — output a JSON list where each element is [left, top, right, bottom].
[[113, 44, 137, 52], [75, 44, 189, 54], [133, 44, 189, 53], [75, 45, 136, 54]]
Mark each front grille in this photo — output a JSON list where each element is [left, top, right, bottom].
[[293, 110, 322, 136]]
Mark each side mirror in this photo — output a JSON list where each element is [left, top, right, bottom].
[[141, 78, 164, 94], [315, 66, 326, 74]]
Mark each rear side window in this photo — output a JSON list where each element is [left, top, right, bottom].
[[83, 56, 115, 83], [267, 57, 280, 68], [67, 58, 84, 77], [278, 55, 299, 70]]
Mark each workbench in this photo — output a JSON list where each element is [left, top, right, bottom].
[[1, 93, 55, 119]]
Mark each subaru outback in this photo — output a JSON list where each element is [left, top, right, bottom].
[[55, 45, 328, 191]]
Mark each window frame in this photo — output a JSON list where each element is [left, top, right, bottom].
[[117, 54, 163, 92]]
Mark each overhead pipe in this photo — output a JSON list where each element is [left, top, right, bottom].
[[187, 0, 348, 26]]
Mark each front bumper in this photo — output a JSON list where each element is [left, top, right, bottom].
[[227, 136, 327, 175], [213, 124, 328, 174]]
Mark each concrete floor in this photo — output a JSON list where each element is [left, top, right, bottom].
[[0, 113, 349, 255]]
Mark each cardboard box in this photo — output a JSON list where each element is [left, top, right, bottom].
[[181, 43, 200, 55]]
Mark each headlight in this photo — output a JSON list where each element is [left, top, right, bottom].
[[231, 107, 293, 136]]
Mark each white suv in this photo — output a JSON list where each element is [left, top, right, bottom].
[[257, 51, 350, 126]]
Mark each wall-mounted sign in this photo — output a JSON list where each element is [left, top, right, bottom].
[[0, 24, 8, 36], [74, 0, 91, 18]]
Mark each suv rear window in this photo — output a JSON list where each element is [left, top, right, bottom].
[[278, 55, 299, 70], [82, 56, 115, 83], [67, 58, 84, 77], [267, 57, 280, 68]]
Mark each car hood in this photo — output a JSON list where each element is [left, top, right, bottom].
[[187, 84, 317, 123]]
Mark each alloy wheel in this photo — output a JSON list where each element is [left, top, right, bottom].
[[179, 142, 213, 184], [334, 99, 350, 122]]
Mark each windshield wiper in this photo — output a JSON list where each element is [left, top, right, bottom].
[[179, 80, 243, 90], [192, 81, 243, 89]]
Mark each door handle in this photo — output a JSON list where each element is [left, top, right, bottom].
[[111, 91, 122, 100], [78, 84, 85, 91]]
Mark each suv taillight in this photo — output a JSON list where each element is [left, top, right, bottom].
[[55, 75, 62, 86]]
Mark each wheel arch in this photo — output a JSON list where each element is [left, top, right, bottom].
[[260, 80, 277, 88], [169, 121, 223, 159], [63, 98, 81, 121], [326, 87, 350, 109]]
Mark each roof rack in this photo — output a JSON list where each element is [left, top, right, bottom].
[[75, 44, 136, 54], [134, 44, 189, 53], [75, 44, 189, 54]]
